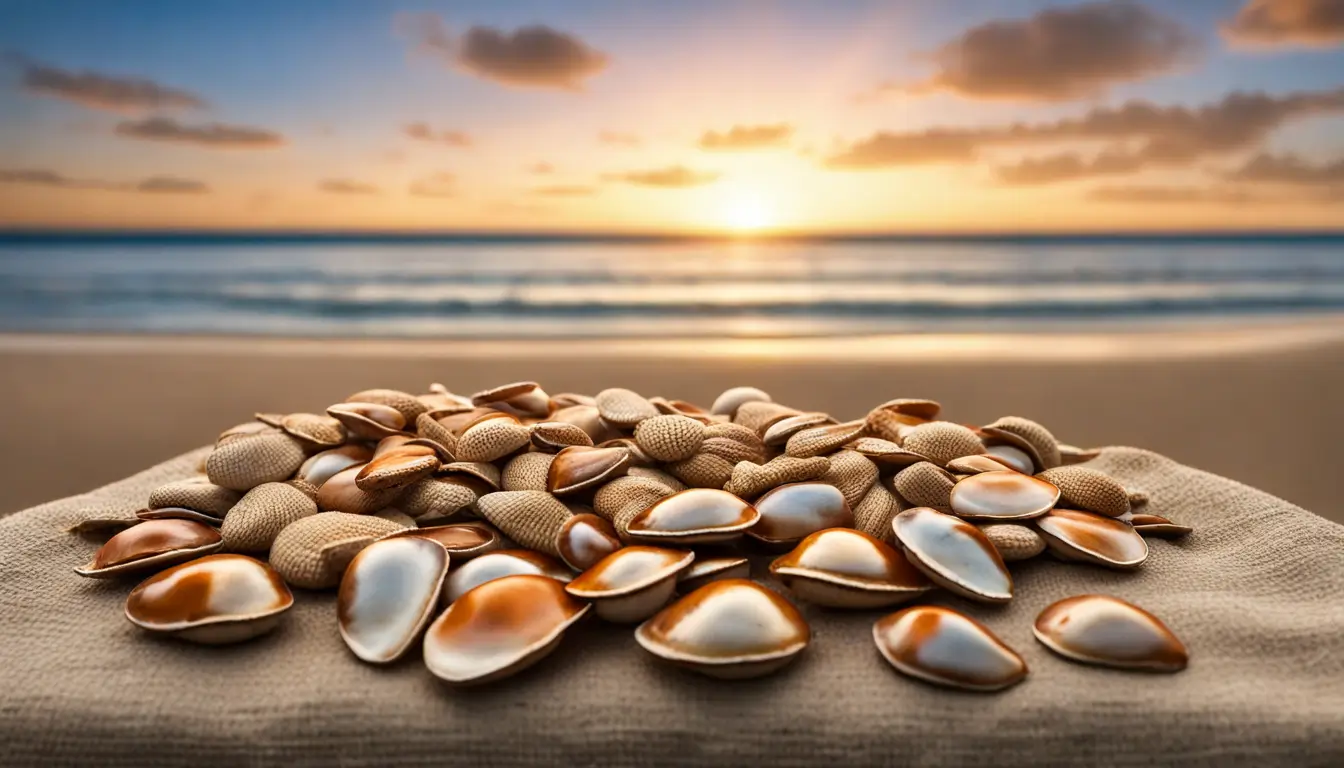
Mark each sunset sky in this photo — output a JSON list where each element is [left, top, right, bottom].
[[1, 0, 1342, 233]]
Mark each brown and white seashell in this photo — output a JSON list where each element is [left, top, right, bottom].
[[762, 412, 835, 447], [634, 414, 706, 462], [372, 434, 416, 457], [677, 557, 751, 593], [946, 454, 1020, 475], [1129, 513, 1192, 538], [723, 455, 830, 500], [595, 387, 660, 427], [530, 421, 594, 452], [852, 481, 905, 542], [412, 413, 459, 460], [771, 528, 932, 609], [626, 488, 760, 545], [355, 445, 441, 492], [1058, 444, 1102, 465], [892, 462, 958, 510], [819, 449, 879, 508], [983, 444, 1035, 474], [873, 605, 1027, 692], [649, 396, 712, 421], [665, 451, 736, 489], [626, 466, 688, 493], [423, 574, 590, 685], [397, 476, 486, 522], [326, 402, 410, 441], [891, 507, 1013, 604], [847, 437, 930, 469], [635, 579, 810, 679], [1034, 594, 1188, 672], [205, 431, 308, 492], [710, 386, 772, 418], [900, 422, 985, 466], [872, 397, 942, 421], [442, 549, 574, 604], [148, 478, 241, 519], [278, 412, 346, 450], [948, 470, 1060, 521], [296, 444, 374, 489], [565, 546, 695, 623], [977, 523, 1047, 561], [548, 445, 632, 495], [269, 512, 407, 589], [592, 476, 675, 533], [500, 451, 556, 492], [380, 521, 503, 560], [785, 421, 867, 459], [317, 466, 400, 515], [748, 483, 852, 547], [455, 413, 531, 463], [220, 482, 318, 553], [733, 400, 800, 434], [1035, 508, 1148, 569], [980, 416, 1061, 472], [549, 404, 623, 444], [76, 519, 223, 578], [1035, 466, 1130, 518], [475, 490, 573, 558], [338, 537, 449, 664], [345, 388, 429, 423], [471, 381, 552, 419], [439, 461, 502, 490], [557, 512, 622, 571], [124, 554, 294, 644]]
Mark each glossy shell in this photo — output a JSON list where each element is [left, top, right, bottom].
[[297, 445, 374, 488], [565, 546, 695, 623], [423, 574, 590, 685], [748, 482, 853, 546], [949, 471, 1060, 521], [626, 488, 759, 545], [1034, 594, 1188, 672], [338, 537, 449, 664], [557, 512, 623, 571], [1036, 508, 1148, 569], [548, 446, 632, 495], [442, 549, 574, 605], [635, 579, 810, 679], [946, 454, 1019, 475], [873, 605, 1027, 692], [983, 444, 1034, 474], [327, 402, 408, 440], [891, 507, 1013, 604], [380, 522, 502, 560], [1129, 513, 1193, 538], [76, 519, 223, 578], [124, 554, 294, 644], [771, 528, 932, 609]]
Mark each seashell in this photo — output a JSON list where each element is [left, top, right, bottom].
[[442, 549, 574, 604], [530, 421, 594, 452], [372, 434, 416, 457], [217, 420, 276, 446], [1129, 513, 1192, 538], [455, 413, 531, 463], [338, 537, 448, 664], [819, 449, 879, 508], [785, 421, 866, 459], [326, 402, 410, 441], [269, 512, 406, 589], [947, 454, 1020, 475], [558, 512, 622, 571], [901, 422, 985, 466], [892, 461, 958, 510], [549, 404, 623, 444], [626, 466, 688, 492], [439, 461, 502, 490], [124, 554, 294, 644], [983, 443, 1035, 474], [634, 414, 706, 462], [649, 396, 713, 422], [1034, 594, 1188, 672], [550, 392, 596, 408], [873, 605, 1027, 692], [872, 397, 942, 420], [69, 515, 142, 537], [500, 451, 555, 492], [355, 445, 440, 492], [771, 528, 932, 609], [1127, 489, 1149, 507], [595, 387, 659, 427], [76, 519, 223, 578], [948, 470, 1060, 521], [412, 413, 459, 460], [980, 416, 1061, 472], [278, 412, 346, 450], [864, 403, 935, 444], [1035, 508, 1148, 569], [698, 435, 766, 465], [665, 451, 736, 489], [397, 476, 486, 523], [635, 579, 809, 679], [296, 444, 374, 488], [476, 490, 573, 558], [254, 412, 286, 428], [424, 574, 590, 685], [381, 521, 503, 559], [317, 465, 400, 515], [372, 507, 416, 527], [1035, 466, 1130, 518], [592, 476, 674, 533], [471, 381, 552, 419], [148, 478, 241, 519], [891, 507, 1012, 604], [417, 392, 473, 419], [626, 488, 760, 545], [977, 523, 1047, 561], [596, 437, 655, 466], [435, 407, 502, 437], [677, 557, 751, 592], [205, 431, 307, 492], [548, 445, 632, 495], [710, 386, 772, 418], [288, 478, 321, 501], [733, 400, 800, 434], [762, 412, 835, 447], [852, 481, 904, 542], [220, 482, 319, 553], [345, 388, 429, 423], [136, 506, 225, 526], [722, 455, 830, 500], [704, 420, 766, 449], [748, 483, 852, 546], [565, 546, 695, 623], [1058, 443, 1102, 465], [847, 437, 930, 469]]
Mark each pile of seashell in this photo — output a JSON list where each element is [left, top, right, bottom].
[[75, 383, 1192, 691]]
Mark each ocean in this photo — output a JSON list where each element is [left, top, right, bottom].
[[1, 234, 1341, 338]]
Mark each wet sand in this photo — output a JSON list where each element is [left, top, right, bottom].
[[1, 323, 1340, 523]]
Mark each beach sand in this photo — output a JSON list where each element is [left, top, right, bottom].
[[2, 321, 1340, 523]]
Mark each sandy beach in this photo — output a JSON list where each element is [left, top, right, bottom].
[[2, 321, 1340, 523]]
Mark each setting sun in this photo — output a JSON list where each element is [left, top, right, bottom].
[[722, 194, 774, 232]]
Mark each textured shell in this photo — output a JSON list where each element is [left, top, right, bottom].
[[217, 420, 277, 446], [456, 416, 532, 463], [892, 462, 957, 510], [501, 452, 556, 492], [820, 450, 879, 509], [346, 388, 429, 423], [981, 416, 1062, 472], [1058, 444, 1103, 466], [397, 476, 484, 521], [475, 491, 572, 557], [148, 479, 241, 518], [440, 461, 502, 490], [595, 387, 659, 427], [704, 421, 766, 449], [549, 404, 623, 444], [220, 483, 318, 553], [634, 415, 706, 462], [530, 421, 595, 452], [269, 512, 408, 589], [593, 476, 673, 533], [279, 412, 347, 449], [626, 466, 688, 493], [709, 386, 772, 418], [723, 455, 830, 500], [665, 452, 736, 490], [1035, 466, 1131, 518], [205, 432, 307, 492], [414, 413, 460, 458], [785, 421, 867, 459], [946, 454, 1019, 475], [852, 481, 904, 542], [698, 436, 765, 465], [900, 422, 985, 466], [733, 400, 799, 434], [977, 523, 1047, 561]]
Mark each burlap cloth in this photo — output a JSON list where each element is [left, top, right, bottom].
[[2, 446, 1342, 766]]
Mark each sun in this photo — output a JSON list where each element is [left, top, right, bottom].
[[722, 194, 775, 232]]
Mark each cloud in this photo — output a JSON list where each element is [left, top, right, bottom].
[[698, 123, 793, 150], [1225, 152, 1344, 184], [409, 173, 456, 198], [1222, 0, 1344, 48], [135, 176, 209, 194], [601, 166, 720, 188], [994, 149, 1146, 185], [17, 59, 205, 112], [532, 184, 597, 197], [404, 123, 471, 146], [319, 179, 379, 195], [115, 117, 285, 148], [598, 130, 641, 147], [826, 86, 1344, 176], [887, 1, 1198, 101], [1087, 184, 1274, 205], [0, 168, 208, 193], [399, 14, 607, 91], [529, 162, 555, 174]]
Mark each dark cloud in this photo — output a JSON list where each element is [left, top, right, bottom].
[[135, 176, 209, 194], [1222, 0, 1344, 47], [1225, 152, 1344, 184], [399, 14, 607, 91], [404, 123, 471, 146], [0, 168, 208, 193], [409, 173, 456, 198], [17, 59, 205, 112], [994, 149, 1146, 185], [319, 179, 379, 195], [887, 1, 1197, 101], [598, 130, 641, 147], [529, 162, 555, 174], [698, 123, 793, 150], [601, 166, 720, 188], [532, 184, 597, 197], [115, 117, 285, 148]]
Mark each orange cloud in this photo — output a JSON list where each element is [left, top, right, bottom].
[[602, 166, 720, 187], [115, 117, 284, 149], [698, 123, 793, 150], [400, 14, 607, 91], [1222, 0, 1344, 48], [17, 59, 205, 112], [405, 123, 472, 146], [1226, 153, 1344, 185], [0, 168, 208, 193], [319, 179, 379, 195]]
